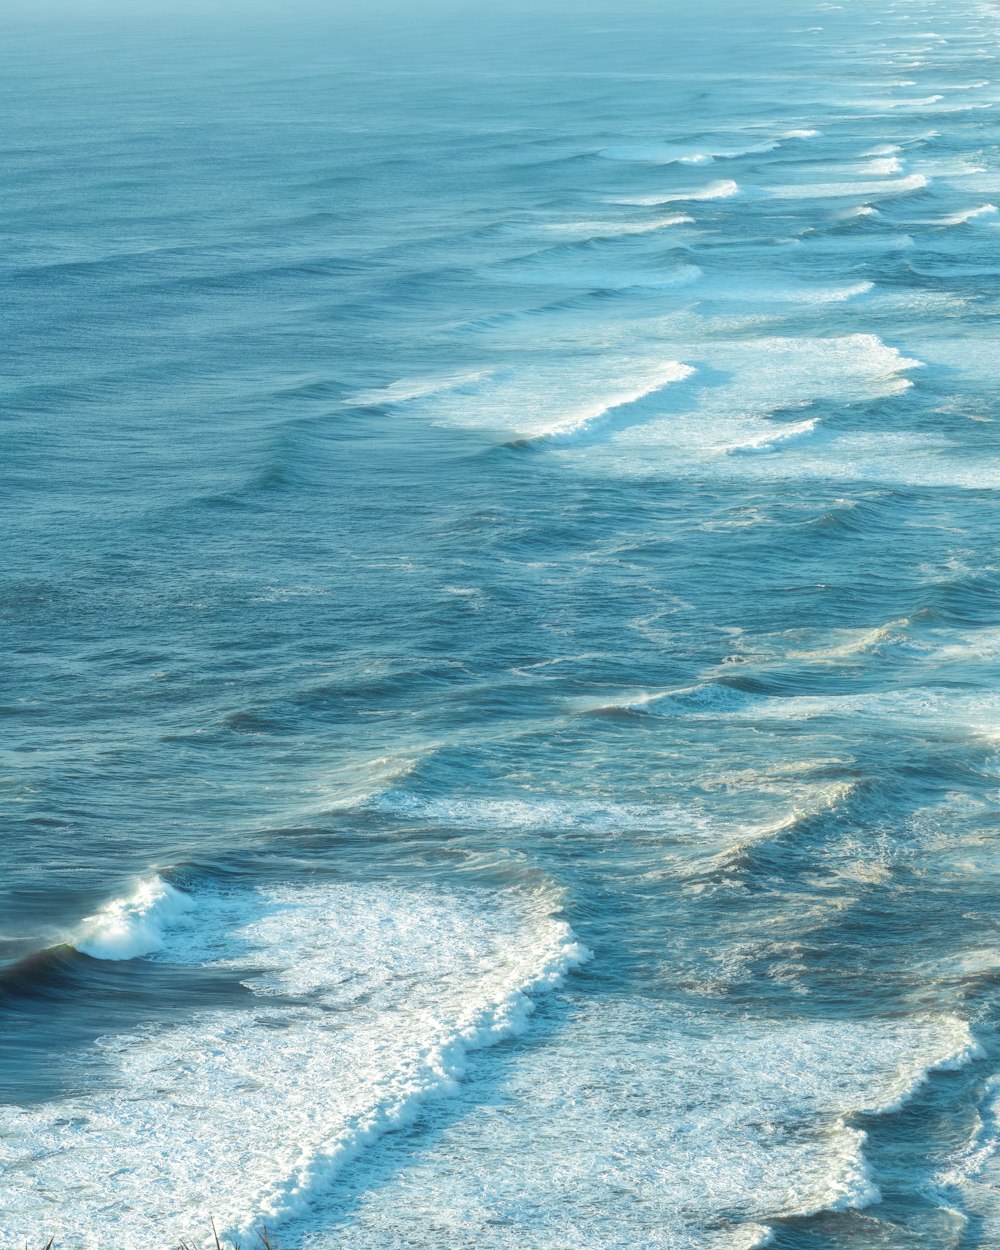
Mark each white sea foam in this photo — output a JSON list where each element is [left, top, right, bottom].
[[781, 619, 912, 663], [778, 334, 921, 383], [681, 685, 1000, 728], [935, 1072, 1000, 1195], [73, 876, 194, 960], [865, 1026, 984, 1114], [3, 880, 588, 1247], [290, 1004, 981, 1250]]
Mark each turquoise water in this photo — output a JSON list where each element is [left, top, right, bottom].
[[4, 0, 1000, 1245]]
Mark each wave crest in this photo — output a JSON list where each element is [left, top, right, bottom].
[[74, 877, 194, 961]]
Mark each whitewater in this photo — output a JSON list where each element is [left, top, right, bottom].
[[4, 0, 1000, 1247]]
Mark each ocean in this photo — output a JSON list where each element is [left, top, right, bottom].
[[3, 0, 1000, 1245]]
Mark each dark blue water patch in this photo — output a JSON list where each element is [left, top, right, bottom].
[[770, 1051, 994, 1250], [0, 947, 256, 1105], [922, 570, 1000, 628]]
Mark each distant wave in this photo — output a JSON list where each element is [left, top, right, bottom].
[[913, 156, 987, 178], [375, 354, 700, 445], [568, 688, 676, 716], [514, 361, 696, 442], [708, 279, 876, 304], [768, 173, 929, 199], [573, 681, 756, 716], [346, 370, 492, 407], [615, 178, 740, 205], [805, 494, 888, 535], [863, 156, 905, 174], [599, 138, 779, 164], [783, 619, 913, 662], [599, 128, 816, 165], [545, 213, 694, 239], [498, 258, 704, 290], [937, 204, 998, 226], [687, 779, 860, 881]]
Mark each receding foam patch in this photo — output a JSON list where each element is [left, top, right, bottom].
[[293, 1001, 981, 1250], [674, 685, 1000, 728], [2, 879, 587, 1248], [935, 1073, 1000, 1240]]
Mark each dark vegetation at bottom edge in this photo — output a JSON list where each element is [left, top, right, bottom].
[[23, 1222, 281, 1250]]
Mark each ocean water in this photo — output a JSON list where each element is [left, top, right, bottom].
[[4, 0, 1000, 1245]]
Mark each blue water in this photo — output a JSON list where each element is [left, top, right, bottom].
[[4, 0, 1000, 1245]]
